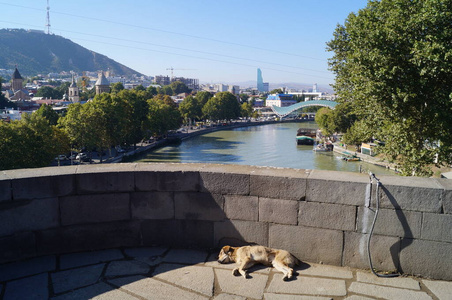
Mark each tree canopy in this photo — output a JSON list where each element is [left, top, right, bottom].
[[35, 104, 60, 126], [35, 86, 63, 99], [327, 0, 452, 176], [202, 92, 240, 121], [179, 95, 202, 124], [170, 81, 191, 95], [0, 114, 69, 170]]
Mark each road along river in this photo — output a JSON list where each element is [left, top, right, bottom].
[[133, 122, 395, 175]]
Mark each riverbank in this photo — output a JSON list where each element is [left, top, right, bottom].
[[332, 143, 399, 173]]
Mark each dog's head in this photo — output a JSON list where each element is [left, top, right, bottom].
[[217, 245, 235, 264]]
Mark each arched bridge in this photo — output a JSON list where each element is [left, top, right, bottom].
[[271, 100, 338, 118]]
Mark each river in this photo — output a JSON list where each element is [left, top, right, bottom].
[[133, 122, 395, 175]]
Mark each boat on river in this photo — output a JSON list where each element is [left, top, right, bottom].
[[342, 153, 361, 161], [296, 128, 316, 145], [313, 142, 334, 152]]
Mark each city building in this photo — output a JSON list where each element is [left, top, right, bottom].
[[68, 75, 80, 102], [257, 68, 264, 92], [228, 85, 240, 95], [154, 75, 171, 86], [95, 72, 110, 95], [257, 68, 269, 92], [265, 94, 297, 107], [172, 77, 199, 91], [4, 67, 31, 101]]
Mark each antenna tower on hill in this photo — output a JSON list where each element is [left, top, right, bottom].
[[45, 0, 51, 34]]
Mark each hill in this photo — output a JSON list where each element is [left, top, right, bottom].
[[0, 29, 142, 77]]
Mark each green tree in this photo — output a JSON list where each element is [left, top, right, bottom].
[[91, 93, 129, 156], [195, 91, 213, 108], [240, 102, 253, 119], [327, 0, 452, 176], [36, 86, 63, 99], [159, 85, 173, 96], [153, 94, 177, 108], [34, 104, 59, 125], [0, 114, 69, 170], [270, 89, 283, 94], [118, 89, 149, 147], [146, 86, 158, 98], [79, 88, 96, 101], [146, 98, 182, 137], [134, 84, 146, 91], [170, 81, 190, 95], [0, 91, 16, 109], [110, 82, 125, 93], [315, 107, 334, 136], [59, 103, 87, 150], [316, 102, 357, 137], [179, 95, 201, 125], [202, 92, 240, 122], [55, 82, 71, 97]]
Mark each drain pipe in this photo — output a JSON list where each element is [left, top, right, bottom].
[[366, 172, 399, 278]]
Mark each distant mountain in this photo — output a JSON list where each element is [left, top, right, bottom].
[[0, 28, 143, 77]]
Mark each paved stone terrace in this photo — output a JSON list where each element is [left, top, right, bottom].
[[1, 247, 451, 300]]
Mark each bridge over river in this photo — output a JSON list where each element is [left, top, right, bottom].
[[271, 100, 338, 118]]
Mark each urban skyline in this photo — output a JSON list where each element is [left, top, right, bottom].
[[0, 0, 369, 86]]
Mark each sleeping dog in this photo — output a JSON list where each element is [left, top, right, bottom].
[[217, 245, 300, 281]]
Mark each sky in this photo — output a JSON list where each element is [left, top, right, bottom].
[[0, 0, 369, 87]]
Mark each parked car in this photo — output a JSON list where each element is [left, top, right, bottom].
[[115, 146, 126, 153], [54, 155, 68, 161], [76, 153, 89, 162]]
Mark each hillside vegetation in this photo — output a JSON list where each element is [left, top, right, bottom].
[[0, 29, 142, 76]]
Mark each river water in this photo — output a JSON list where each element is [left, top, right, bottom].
[[134, 122, 395, 175]]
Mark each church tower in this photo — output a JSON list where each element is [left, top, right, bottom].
[[11, 67, 23, 91], [68, 75, 80, 102], [95, 72, 110, 95]]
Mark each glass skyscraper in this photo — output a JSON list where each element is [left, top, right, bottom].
[[257, 68, 264, 92]]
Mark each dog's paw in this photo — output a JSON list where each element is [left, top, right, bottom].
[[282, 276, 289, 281], [232, 268, 240, 276]]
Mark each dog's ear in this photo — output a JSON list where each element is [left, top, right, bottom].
[[227, 246, 235, 253], [223, 246, 230, 253]]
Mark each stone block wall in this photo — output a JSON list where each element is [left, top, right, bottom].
[[0, 163, 451, 280]]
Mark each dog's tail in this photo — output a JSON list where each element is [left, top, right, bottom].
[[293, 255, 301, 266]]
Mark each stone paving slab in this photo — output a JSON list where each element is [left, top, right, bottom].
[[356, 271, 420, 290], [105, 260, 150, 277], [0, 255, 55, 282], [264, 294, 333, 300], [422, 279, 452, 300], [3, 273, 48, 300], [59, 249, 123, 270], [153, 263, 214, 297], [213, 293, 246, 300], [51, 263, 105, 294], [348, 282, 432, 300], [124, 246, 168, 258], [300, 263, 353, 279], [215, 268, 268, 299], [266, 275, 347, 297], [1, 246, 452, 299], [50, 282, 139, 300], [108, 275, 208, 299], [163, 248, 209, 264]]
